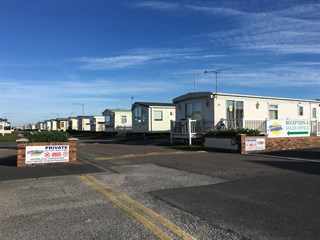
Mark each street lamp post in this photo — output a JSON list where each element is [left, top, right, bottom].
[[72, 102, 84, 131]]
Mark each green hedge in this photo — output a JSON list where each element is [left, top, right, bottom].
[[206, 128, 261, 137], [24, 131, 70, 142]]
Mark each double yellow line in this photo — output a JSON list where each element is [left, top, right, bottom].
[[79, 175, 196, 240], [95, 150, 206, 161]]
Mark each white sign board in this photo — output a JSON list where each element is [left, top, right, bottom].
[[267, 120, 310, 138], [26, 145, 69, 164], [245, 138, 265, 151]]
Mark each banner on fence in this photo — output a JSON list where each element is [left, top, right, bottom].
[[267, 120, 310, 138], [26, 145, 69, 164]]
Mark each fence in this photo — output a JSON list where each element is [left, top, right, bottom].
[[170, 119, 201, 145], [171, 118, 318, 145], [244, 120, 267, 134], [201, 119, 267, 134]]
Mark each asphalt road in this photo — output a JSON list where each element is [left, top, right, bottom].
[[0, 140, 319, 239], [77, 141, 320, 240]]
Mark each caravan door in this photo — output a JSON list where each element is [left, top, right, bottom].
[[226, 100, 244, 128], [310, 103, 318, 136]]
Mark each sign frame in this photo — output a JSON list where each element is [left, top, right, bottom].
[[267, 120, 310, 138], [25, 145, 69, 164]]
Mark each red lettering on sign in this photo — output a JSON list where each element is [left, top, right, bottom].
[[52, 152, 61, 157]]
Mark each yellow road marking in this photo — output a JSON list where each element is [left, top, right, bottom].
[[94, 151, 206, 161], [79, 175, 197, 240], [87, 176, 196, 240], [79, 176, 172, 240]]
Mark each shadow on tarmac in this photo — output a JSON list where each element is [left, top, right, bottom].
[[251, 160, 320, 176], [0, 155, 17, 167], [260, 148, 320, 161]]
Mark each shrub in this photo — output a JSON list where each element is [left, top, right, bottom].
[[24, 131, 70, 142], [206, 128, 260, 137]]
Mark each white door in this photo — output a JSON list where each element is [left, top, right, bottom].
[[310, 103, 318, 136]]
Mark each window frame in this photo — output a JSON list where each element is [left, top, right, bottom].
[[121, 115, 127, 124], [298, 106, 304, 116], [154, 110, 163, 121], [268, 104, 279, 120], [312, 107, 317, 118], [185, 101, 202, 120]]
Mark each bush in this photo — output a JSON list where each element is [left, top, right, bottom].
[[206, 128, 260, 137], [24, 131, 70, 142]]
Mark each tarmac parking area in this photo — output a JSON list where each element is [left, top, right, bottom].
[[258, 147, 320, 161], [0, 141, 319, 239]]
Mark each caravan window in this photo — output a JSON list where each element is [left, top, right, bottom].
[[105, 116, 111, 124], [154, 111, 163, 121], [298, 106, 303, 116], [226, 100, 243, 120], [134, 106, 148, 123], [269, 104, 278, 119], [312, 108, 317, 118], [121, 115, 127, 124], [185, 102, 202, 120]]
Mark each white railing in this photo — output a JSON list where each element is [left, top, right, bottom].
[[171, 119, 202, 145], [244, 120, 267, 134], [171, 118, 318, 140]]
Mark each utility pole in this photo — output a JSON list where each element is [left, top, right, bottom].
[[204, 68, 231, 94], [193, 70, 196, 92]]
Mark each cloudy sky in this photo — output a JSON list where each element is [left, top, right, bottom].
[[1, 0, 319, 125]]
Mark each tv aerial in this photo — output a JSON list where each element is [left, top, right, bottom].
[[204, 68, 231, 93]]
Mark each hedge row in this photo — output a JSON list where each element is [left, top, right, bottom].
[[206, 128, 261, 137], [24, 131, 70, 142]]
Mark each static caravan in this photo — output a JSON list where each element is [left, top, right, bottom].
[[50, 119, 58, 131], [0, 118, 13, 135], [68, 117, 78, 131], [102, 109, 132, 132], [56, 118, 68, 132], [89, 115, 105, 132], [77, 116, 91, 131], [173, 92, 320, 135], [44, 120, 51, 131], [36, 122, 45, 130], [132, 102, 176, 133]]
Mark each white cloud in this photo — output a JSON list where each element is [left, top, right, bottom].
[[72, 48, 224, 70], [135, 1, 179, 11], [136, 1, 320, 55], [202, 66, 320, 88], [73, 55, 152, 70]]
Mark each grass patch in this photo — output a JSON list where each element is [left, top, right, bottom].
[[0, 132, 19, 142]]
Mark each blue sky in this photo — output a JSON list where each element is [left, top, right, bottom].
[[1, 0, 319, 126]]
